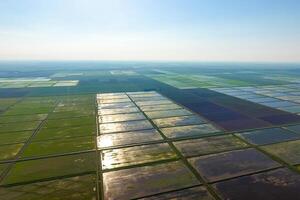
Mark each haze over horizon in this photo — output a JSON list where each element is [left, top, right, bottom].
[[0, 0, 299, 62]]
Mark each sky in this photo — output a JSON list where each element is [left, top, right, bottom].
[[0, 0, 299, 62]]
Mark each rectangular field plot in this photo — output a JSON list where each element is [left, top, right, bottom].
[[53, 103, 94, 114], [161, 124, 221, 139], [127, 91, 161, 98], [21, 136, 95, 158], [43, 116, 94, 128], [0, 121, 42, 133], [139, 186, 215, 200], [213, 168, 300, 200], [99, 112, 146, 123], [33, 125, 95, 141], [101, 143, 177, 170], [278, 105, 300, 113], [285, 124, 300, 133], [4, 105, 54, 115], [0, 98, 20, 112], [0, 143, 24, 161], [188, 148, 280, 182], [98, 102, 135, 109], [216, 118, 272, 131], [174, 135, 248, 157], [0, 174, 97, 200], [27, 81, 56, 87], [97, 93, 128, 99], [57, 95, 95, 105], [0, 78, 79, 88], [48, 110, 95, 119], [102, 161, 199, 200], [210, 84, 300, 120], [0, 82, 30, 88], [139, 104, 182, 112], [153, 115, 205, 128], [110, 70, 138, 75], [135, 100, 174, 107], [98, 107, 139, 115], [261, 100, 298, 108], [99, 120, 153, 134], [0, 131, 32, 145], [236, 128, 300, 145], [148, 73, 252, 89], [259, 114, 300, 125], [97, 129, 163, 149], [53, 80, 79, 87], [1, 152, 96, 185], [145, 109, 193, 119], [0, 114, 48, 123], [131, 96, 168, 102], [261, 140, 300, 165], [20, 97, 58, 104], [99, 98, 132, 104]]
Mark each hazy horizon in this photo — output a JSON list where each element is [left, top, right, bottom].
[[0, 0, 300, 62]]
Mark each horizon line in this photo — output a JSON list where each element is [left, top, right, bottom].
[[0, 59, 300, 65]]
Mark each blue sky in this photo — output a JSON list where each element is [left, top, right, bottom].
[[0, 0, 299, 62]]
